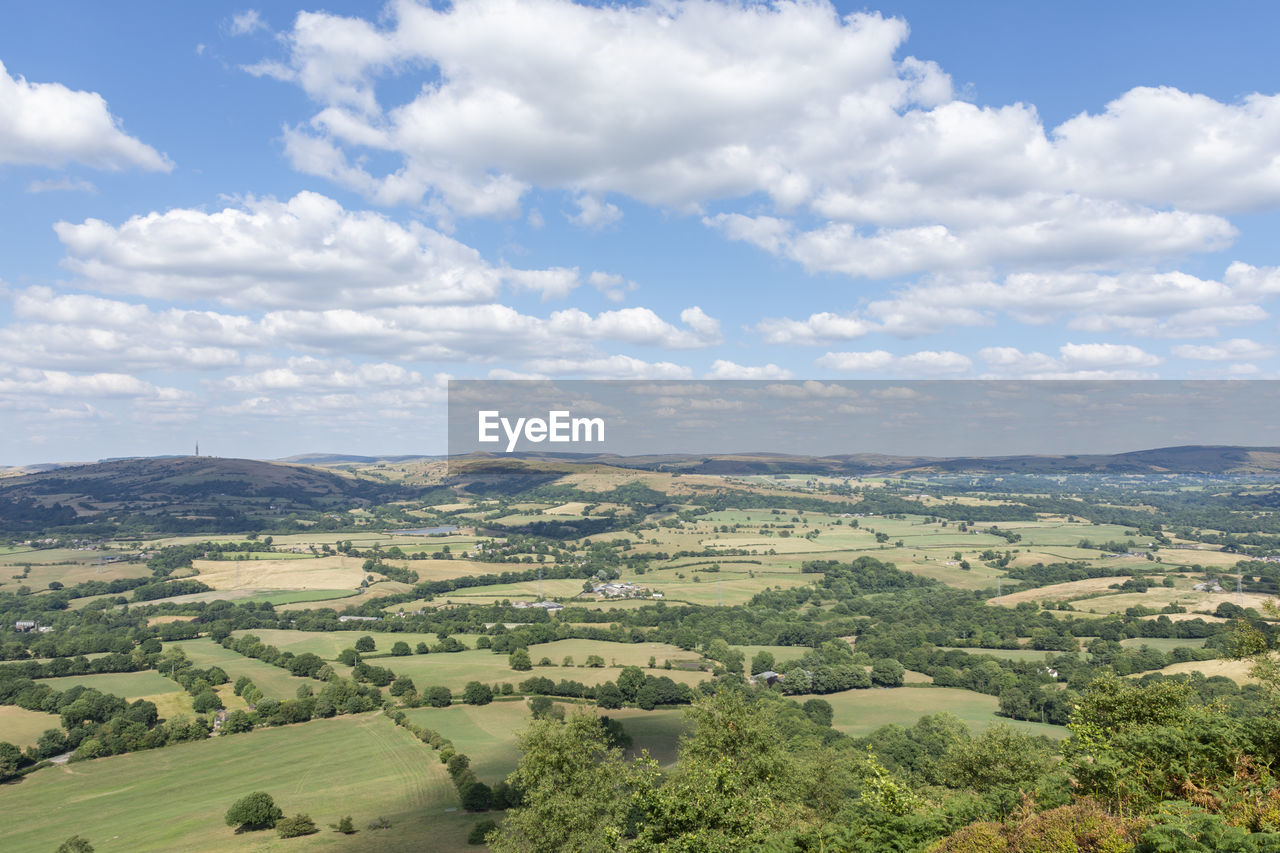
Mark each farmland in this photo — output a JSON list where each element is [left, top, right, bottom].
[[4, 449, 1280, 851]]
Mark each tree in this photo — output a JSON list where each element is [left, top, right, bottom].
[[331, 815, 356, 834], [354, 635, 376, 653], [870, 658, 905, 687], [223, 710, 254, 733], [389, 675, 416, 697], [462, 781, 493, 812], [509, 648, 532, 671], [193, 689, 222, 714], [56, 837, 94, 853], [489, 713, 651, 853], [751, 651, 775, 675], [595, 682, 623, 709], [943, 723, 1053, 819], [584, 654, 606, 668], [463, 681, 494, 706], [276, 813, 318, 838], [468, 819, 498, 845], [802, 698, 834, 727], [391, 641, 412, 656], [225, 792, 283, 832], [425, 686, 453, 707]]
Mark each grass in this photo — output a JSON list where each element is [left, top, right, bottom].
[[0, 713, 484, 852], [36, 671, 193, 721], [166, 640, 327, 701], [0, 705, 63, 748], [228, 630, 482, 660], [811, 686, 1068, 740], [938, 647, 1071, 662], [1118, 637, 1207, 651], [1157, 658, 1260, 684], [404, 700, 690, 783], [385, 646, 710, 695]]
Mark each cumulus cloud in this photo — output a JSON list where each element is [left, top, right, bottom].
[[228, 10, 267, 36], [1171, 338, 1275, 361], [250, 0, 1280, 277], [757, 262, 1280, 343], [978, 343, 1163, 378], [704, 360, 793, 379], [0, 60, 170, 171], [0, 285, 718, 371], [521, 354, 693, 379], [0, 367, 185, 400], [54, 191, 585, 308], [815, 349, 970, 375]]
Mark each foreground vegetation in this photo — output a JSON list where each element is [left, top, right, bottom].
[[3, 453, 1280, 850]]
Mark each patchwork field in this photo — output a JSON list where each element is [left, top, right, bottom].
[[0, 713, 486, 853], [0, 705, 63, 749], [36, 671, 192, 720], [812, 686, 1068, 740], [1157, 658, 1260, 684], [166, 639, 329, 700]]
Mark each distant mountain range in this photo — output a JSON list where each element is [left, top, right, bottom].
[[4, 446, 1280, 502], [457, 445, 1280, 477]]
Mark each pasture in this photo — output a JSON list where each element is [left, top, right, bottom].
[[36, 671, 192, 720], [812, 686, 1068, 740], [166, 640, 327, 700], [0, 713, 483, 852], [0, 705, 63, 748]]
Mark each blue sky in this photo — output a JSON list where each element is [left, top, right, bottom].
[[2, 0, 1280, 463]]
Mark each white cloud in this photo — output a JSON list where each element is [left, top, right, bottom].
[[814, 348, 972, 375], [569, 195, 622, 229], [221, 358, 427, 392], [0, 59, 170, 171], [228, 10, 267, 36], [54, 191, 583, 308], [755, 311, 875, 345], [0, 367, 184, 399], [26, 177, 96, 194], [522, 354, 693, 379], [588, 271, 637, 302], [704, 360, 793, 379], [1172, 338, 1275, 361], [254, 0, 1280, 278], [977, 343, 1164, 378], [757, 262, 1280, 343]]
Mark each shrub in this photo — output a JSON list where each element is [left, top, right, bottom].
[[468, 819, 498, 845], [276, 813, 317, 838], [225, 792, 283, 832]]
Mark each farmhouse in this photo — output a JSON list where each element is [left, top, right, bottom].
[[752, 670, 782, 686], [338, 614, 381, 622], [14, 620, 38, 632]]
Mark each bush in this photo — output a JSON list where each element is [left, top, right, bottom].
[[225, 792, 283, 832], [468, 819, 498, 845], [331, 815, 356, 834], [276, 813, 317, 838]]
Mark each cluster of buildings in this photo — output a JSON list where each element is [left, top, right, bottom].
[[511, 600, 565, 613], [589, 581, 655, 599]]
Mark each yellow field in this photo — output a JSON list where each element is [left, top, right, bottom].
[[991, 576, 1139, 606], [191, 554, 364, 591], [0, 705, 63, 748], [1157, 658, 1261, 684]]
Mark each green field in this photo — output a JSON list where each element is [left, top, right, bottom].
[[404, 700, 690, 784], [167, 640, 328, 700], [938, 647, 1072, 662], [0, 713, 487, 852], [228, 629, 484, 660], [812, 687, 1068, 740], [1118, 637, 1207, 651], [0, 705, 63, 749], [381, 643, 710, 695], [39, 671, 185, 701]]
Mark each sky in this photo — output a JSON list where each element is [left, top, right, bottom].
[[3, 0, 1280, 463]]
